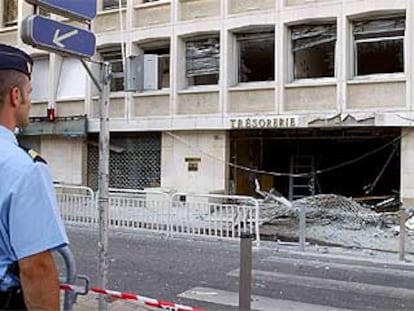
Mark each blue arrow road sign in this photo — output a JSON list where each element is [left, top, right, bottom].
[[21, 15, 96, 58], [25, 0, 97, 21]]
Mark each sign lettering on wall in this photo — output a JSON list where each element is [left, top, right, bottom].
[[229, 116, 299, 129]]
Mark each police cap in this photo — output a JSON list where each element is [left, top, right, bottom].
[[0, 44, 33, 79]]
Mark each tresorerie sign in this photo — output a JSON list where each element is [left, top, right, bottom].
[[230, 116, 299, 129]]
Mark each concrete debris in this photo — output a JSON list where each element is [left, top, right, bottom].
[[406, 215, 414, 231]]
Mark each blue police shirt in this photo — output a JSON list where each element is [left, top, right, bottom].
[[0, 125, 68, 290]]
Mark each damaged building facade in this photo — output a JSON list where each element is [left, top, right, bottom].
[[2, 0, 414, 205]]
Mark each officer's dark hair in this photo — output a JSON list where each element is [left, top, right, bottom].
[[0, 70, 27, 107]]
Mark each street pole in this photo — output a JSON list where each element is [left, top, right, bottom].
[[239, 232, 252, 311], [98, 61, 111, 311], [299, 205, 306, 252], [399, 206, 406, 262]]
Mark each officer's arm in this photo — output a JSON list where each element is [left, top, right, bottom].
[[18, 250, 60, 310]]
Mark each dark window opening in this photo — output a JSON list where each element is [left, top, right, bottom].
[[100, 47, 124, 92], [186, 37, 220, 86], [3, 0, 17, 27], [103, 0, 126, 10], [230, 128, 400, 200], [237, 32, 274, 83], [291, 24, 336, 79], [353, 16, 405, 76]]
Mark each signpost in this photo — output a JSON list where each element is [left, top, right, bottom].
[[21, 15, 96, 58], [21, 1, 110, 310]]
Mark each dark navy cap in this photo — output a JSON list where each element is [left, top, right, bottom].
[[0, 44, 33, 79]]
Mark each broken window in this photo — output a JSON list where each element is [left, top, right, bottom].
[[100, 46, 124, 92], [186, 37, 220, 86], [103, 0, 126, 10], [291, 23, 336, 80], [143, 47, 170, 90], [353, 16, 405, 76], [237, 31, 274, 83], [3, 0, 17, 27]]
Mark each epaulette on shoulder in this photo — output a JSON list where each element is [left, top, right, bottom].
[[19, 145, 47, 164]]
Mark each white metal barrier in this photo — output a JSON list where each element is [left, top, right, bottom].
[[170, 193, 260, 244], [55, 185, 260, 243], [108, 188, 171, 232], [55, 185, 96, 225]]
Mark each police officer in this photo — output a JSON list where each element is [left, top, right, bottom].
[[0, 44, 68, 310]]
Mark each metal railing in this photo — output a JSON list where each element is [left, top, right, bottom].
[[55, 185, 260, 243]]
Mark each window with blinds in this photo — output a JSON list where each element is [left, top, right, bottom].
[[185, 37, 220, 86]]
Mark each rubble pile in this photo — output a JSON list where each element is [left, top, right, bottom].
[[259, 194, 380, 229]]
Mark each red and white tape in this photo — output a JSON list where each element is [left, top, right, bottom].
[[60, 284, 205, 311]]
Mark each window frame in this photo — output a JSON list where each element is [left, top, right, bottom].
[[100, 47, 125, 92], [3, 0, 18, 28], [289, 23, 337, 82], [102, 0, 127, 11], [235, 31, 275, 84], [351, 16, 406, 79], [185, 36, 220, 87]]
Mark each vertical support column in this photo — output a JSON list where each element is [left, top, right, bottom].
[[97, 62, 111, 311], [170, 0, 178, 116], [220, 0, 228, 115], [239, 232, 252, 311], [401, 129, 414, 207], [48, 53, 63, 120], [337, 0, 348, 113]]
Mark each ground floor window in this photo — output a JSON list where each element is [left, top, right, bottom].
[[87, 132, 161, 190]]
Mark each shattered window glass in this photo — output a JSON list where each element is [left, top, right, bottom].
[[237, 32, 275, 83], [291, 23, 336, 80], [100, 46, 125, 92], [353, 16, 405, 76], [186, 37, 220, 86]]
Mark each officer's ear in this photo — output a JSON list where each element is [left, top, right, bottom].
[[9, 86, 21, 107]]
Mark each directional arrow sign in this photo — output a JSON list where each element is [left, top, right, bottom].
[[21, 15, 96, 58], [25, 0, 97, 21]]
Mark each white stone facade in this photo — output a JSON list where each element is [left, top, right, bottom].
[[2, 0, 414, 203]]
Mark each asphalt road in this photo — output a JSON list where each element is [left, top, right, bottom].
[[60, 225, 414, 311]]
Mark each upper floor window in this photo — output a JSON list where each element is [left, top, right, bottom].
[[142, 46, 170, 90], [353, 16, 405, 76], [237, 31, 274, 83], [185, 37, 220, 86], [3, 0, 17, 27], [103, 0, 126, 10], [291, 23, 336, 80], [100, 46, 124, 92]]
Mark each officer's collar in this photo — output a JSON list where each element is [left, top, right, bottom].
[[0, 125, 18, 146]]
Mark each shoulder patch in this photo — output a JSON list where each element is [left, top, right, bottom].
[[19, 145, 47, 164]]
